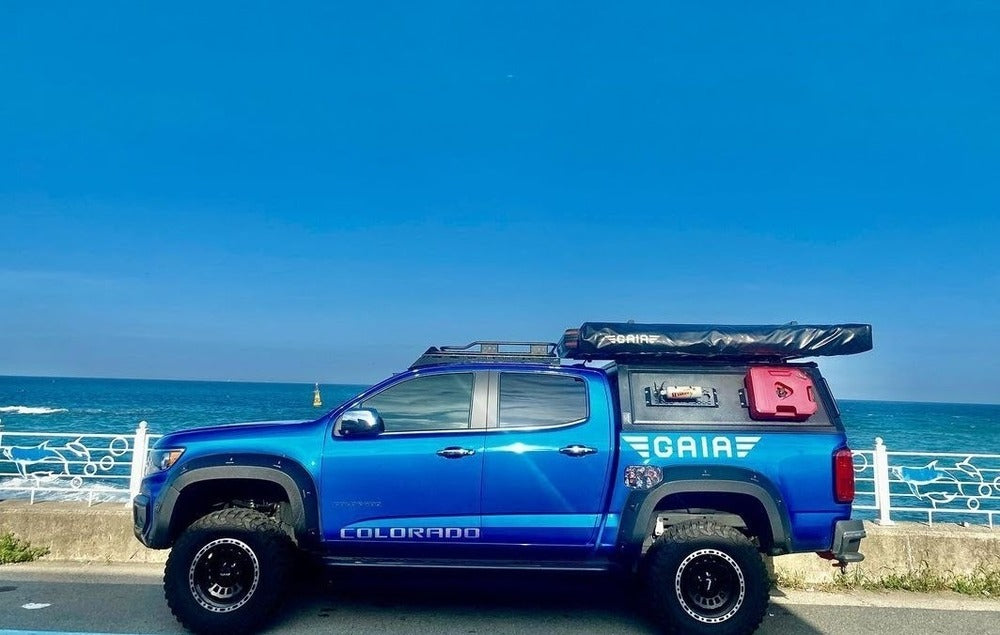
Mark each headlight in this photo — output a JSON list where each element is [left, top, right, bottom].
[[145, 448, 185, 476]]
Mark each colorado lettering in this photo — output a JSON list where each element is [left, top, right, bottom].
[[340, 527, 481, 540]]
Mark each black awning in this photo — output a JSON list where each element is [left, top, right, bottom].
[[559, 322, 873, 360]]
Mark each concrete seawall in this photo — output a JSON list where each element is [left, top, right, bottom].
[[0, 501, 167, 563], [2, 501, 999, 582], [775, 521, 1000, 584]]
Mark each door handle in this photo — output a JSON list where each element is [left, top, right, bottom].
[[437, 447, 476, 459], [559, 445, 597, 457]]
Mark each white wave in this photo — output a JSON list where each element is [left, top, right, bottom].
[[0, 405, 69, 415]]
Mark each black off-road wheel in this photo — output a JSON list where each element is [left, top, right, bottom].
[[164, 508, 294, 634], [643, 521, 769, 635]]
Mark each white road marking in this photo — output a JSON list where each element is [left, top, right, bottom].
[[2, 631, 136, 635]]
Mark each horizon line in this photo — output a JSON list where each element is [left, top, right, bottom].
[[1, 373, 997, 408]]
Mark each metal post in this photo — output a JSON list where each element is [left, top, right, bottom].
[[873, 437, 895, 526], [128, 421, 149, 504]]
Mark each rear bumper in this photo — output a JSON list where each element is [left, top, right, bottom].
[[820, 519, 866, 564]]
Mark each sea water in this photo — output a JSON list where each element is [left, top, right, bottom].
[[1, 376, 998, 520], [0, 376, 368, 434], [1, 376, 996, 452]]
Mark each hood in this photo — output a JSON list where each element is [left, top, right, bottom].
[[154, 419, 312, 448]]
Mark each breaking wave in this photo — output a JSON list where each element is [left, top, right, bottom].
[[0, 405, 69, 415]]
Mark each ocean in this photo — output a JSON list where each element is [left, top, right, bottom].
[[0, 375, 367, 436], [1, 375, 997, 453], [1, 375, 999, 523]]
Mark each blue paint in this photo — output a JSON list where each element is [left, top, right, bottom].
[[136, 359, 854, 560]]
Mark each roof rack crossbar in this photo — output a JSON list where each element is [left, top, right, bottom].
[[410, 341, 559, 369]]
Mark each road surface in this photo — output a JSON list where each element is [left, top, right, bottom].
[[1, 563, 997, 634]]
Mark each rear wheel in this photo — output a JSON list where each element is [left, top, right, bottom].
[[644, 521, 769, 635], [164, 508, 293, 634]]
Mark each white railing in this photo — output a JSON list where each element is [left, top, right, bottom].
[[853, 437, 1000, 528], [3, 424, 999, 528], [0, 422, 161, 506]]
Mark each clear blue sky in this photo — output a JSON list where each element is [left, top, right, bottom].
[[2, 2, 998, 403]]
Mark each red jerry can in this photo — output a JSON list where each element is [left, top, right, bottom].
[[745, 366, 818, 421]]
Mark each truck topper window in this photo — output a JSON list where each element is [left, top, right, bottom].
[[363, 373, 474, 433], [498, 373, 588, 429]]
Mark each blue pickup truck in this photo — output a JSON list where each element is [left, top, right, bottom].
[[133, 321, 871, 634]]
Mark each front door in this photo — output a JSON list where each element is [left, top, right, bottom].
[[321, 371, 486, 550]]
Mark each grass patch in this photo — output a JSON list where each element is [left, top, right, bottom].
[[0, 531, 49, 564], [832, 565, 1000, 596], [775, 565, 1000, 597], [772, 570, 808, 590]]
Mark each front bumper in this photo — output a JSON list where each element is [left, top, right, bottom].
[[132, 494, 150, 543], [131, 470, 175, 548], [820, 519, 866, 564], [132, 491, 175, 548]]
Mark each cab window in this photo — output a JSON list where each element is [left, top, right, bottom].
[[363, 373, 474, 433], [498, 373, 588, 428]]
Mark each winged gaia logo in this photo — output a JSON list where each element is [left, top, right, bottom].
[[622, 435, 651, 458], [621, 434, 760, 460]]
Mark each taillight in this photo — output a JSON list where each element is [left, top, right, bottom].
[[834, 448, 855, 503]]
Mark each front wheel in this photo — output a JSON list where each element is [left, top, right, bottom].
[[643, 521, 769, 635], [164, 508, 293, 634]]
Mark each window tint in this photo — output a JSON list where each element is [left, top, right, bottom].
[[363, 373, 474, 433], [499, 373, 587, 428]]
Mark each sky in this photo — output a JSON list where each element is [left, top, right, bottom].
[[1, 2, 998, 403]]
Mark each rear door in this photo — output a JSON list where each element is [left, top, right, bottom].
[[480, 370, 615, 550]]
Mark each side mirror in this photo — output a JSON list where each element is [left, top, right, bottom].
[[338, 408, 384, 438]]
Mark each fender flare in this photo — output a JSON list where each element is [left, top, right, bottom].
[[148, 453, 320, 548], [616, 465, 792, 562]]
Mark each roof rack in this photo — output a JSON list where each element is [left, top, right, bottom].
[[410, 341, 559, 369]]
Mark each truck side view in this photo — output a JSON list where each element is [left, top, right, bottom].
[[133, 321, 871, 634]]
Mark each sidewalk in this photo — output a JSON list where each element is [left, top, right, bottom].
[[771, 588, 999, 611]]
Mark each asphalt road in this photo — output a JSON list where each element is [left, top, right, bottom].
[[1, 563, 998, 635]]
